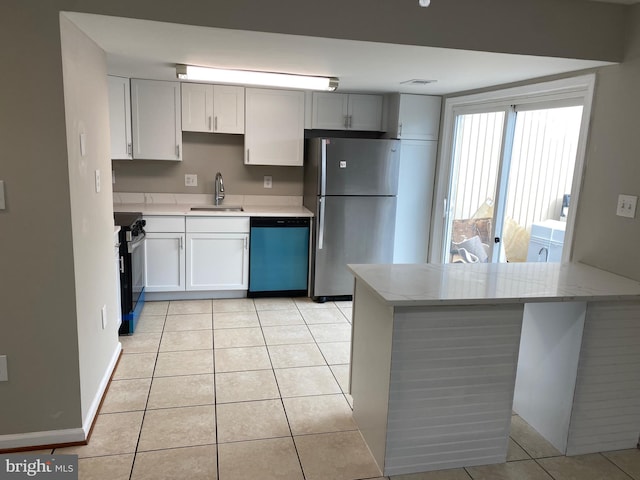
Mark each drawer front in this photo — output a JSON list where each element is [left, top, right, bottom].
[[144, 216, 185, 233], [186, 216, 250, 233]]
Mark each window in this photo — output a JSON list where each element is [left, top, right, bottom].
[[431, 75, 595, 264]]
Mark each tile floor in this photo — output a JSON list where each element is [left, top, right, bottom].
[[44, 298, 640, 480]]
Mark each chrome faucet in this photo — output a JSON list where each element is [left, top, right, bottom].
[[215, 172, 225, 205]]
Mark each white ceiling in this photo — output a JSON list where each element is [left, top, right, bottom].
[[65, 12, 615, 95]]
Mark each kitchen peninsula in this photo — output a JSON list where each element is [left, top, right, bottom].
[[348, 262, 640, 477]]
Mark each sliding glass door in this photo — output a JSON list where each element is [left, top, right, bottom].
[[443, 102, 584, 264]]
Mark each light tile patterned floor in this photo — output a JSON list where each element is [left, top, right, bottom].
[[46, 298, 640, 480]]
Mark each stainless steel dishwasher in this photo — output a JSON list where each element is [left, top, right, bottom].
[[248, 217, 310, 297]]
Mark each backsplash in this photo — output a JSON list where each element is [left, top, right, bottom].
[[113, 192, 303, 207], [112, 132, 304, 196]]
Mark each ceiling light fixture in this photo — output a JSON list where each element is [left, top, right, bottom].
[[176, 64, 339, 91], [418, 0, 431, 6]]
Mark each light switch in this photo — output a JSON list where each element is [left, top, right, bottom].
[[0, 355, 8, 382], [80, 133, 87, 157], [264, 176, 273, 189], [0, 180, 5, 210], [616, 194, 637, 218]]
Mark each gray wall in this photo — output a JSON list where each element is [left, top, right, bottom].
[[113, 133, 304, 196], [571, 6, 640, 281], [0, 3, 82, 434], [0, 0, 638, 442]]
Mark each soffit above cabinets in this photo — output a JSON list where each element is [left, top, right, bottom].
[[64, 11, 615, 96]]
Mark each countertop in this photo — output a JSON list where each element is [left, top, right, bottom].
[[113, 203, 313, 218], [348, 262, 640, 306]]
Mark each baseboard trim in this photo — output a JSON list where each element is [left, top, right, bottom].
[[82, 342, 122, 438], [0, 343, 122, 451], [0, 428, 86, 451]]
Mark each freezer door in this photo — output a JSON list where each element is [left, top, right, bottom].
[[322, 138, 400, 196], [313, 195, 397, 298]]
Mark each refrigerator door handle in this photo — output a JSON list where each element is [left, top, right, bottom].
[[318, 197, 325, 250], [320, 140, 327, 196]]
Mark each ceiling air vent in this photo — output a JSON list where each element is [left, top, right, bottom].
[[400, 79, 437, 85]]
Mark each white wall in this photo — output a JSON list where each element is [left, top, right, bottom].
[[60, 15, 121, 428]]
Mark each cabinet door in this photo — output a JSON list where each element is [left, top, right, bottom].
[[348, 94, 383, 131], [181, 83, 213, 132], [311, 93, 349, 129], [107, 76, 132, 159], [186, 233, 249, 290], [245, 88, 304, 166], [145, 233, 186, 292], [213, 85, 245, 134], [393, 140, 437, 264], [131, 79, 182, 160], [397, 94, 441, 140]]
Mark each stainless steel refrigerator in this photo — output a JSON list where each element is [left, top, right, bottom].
[[303, 137, 400, 301]]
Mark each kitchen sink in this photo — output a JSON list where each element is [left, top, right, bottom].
[[190, 205, 244, 212]]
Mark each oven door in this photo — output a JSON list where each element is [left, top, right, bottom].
[[129, 233, 146, 310]]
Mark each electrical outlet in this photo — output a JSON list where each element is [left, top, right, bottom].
[[101, 305, 107, 329], [0, 355, 8, 382], [616, 194, 637, 218], [185, 174, 198, 187], [95, 169, 101, 193], [264, 175, 273, 189]]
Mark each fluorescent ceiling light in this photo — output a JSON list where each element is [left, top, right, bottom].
[[176, 64, 338, 91]]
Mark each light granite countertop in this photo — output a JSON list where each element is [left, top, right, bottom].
[[114, 203, 313, 217], [348, 262, 640, 306], [113, 193, 313, 218]]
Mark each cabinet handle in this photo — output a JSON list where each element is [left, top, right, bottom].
[[180, 236, 184, 250], [398, 122, 403, 137], [244, 237, 248, 250], [214, 116, 218, 132], [208, 116, 212, 131], [349, 115, 353, 129], [119, 256, 125, 273], [127, 143, 132, 157], [246, 148, 250, 163], [176, 144, 181, 158], [344, 115, 349, 129]]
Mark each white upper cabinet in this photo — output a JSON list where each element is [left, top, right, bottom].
[[131, 79, 182, 161], [311, 92, 383, 131], [245, 88, 305, 166], [181, 83, 212, 133], [386, 94, 441, 140], [348, 94, 384, 131], [181, 83, 245, 134], [107, 75, 132, 159], [213, 85, 245, 134]]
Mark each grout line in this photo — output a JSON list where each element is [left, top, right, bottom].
[[256, 310, 308, 480], [211, 301, 221, 480], [600, 452, 637, 480], [533, 457, 559, 480], [127, 304, 167, 480]]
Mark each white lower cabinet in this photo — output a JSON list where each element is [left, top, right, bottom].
[[185, 217, 250, 291], [143, 216, 186, 292], [145, 232, 186, 292], [186, 233, 249, 290]]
